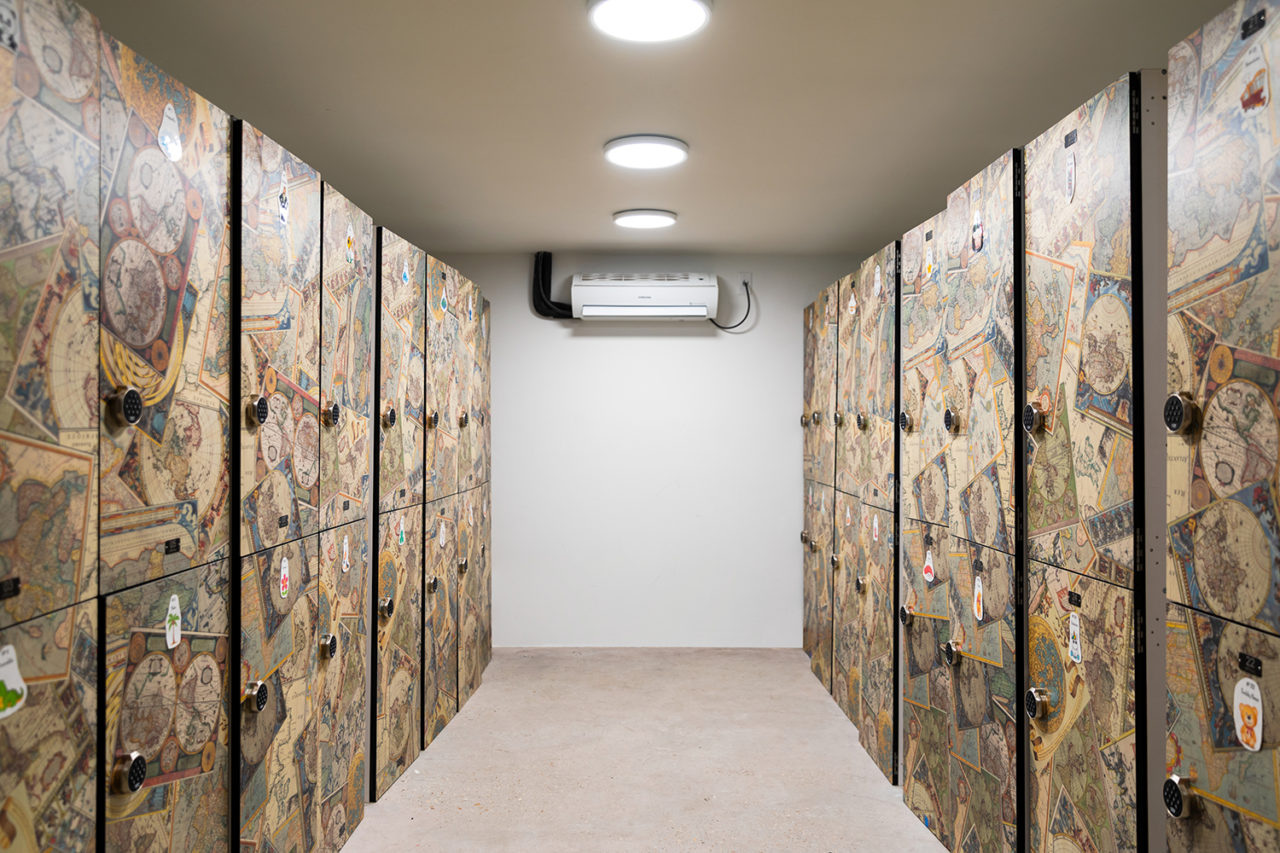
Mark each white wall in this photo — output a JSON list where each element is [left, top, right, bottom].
[[443, 251, 857, 648]]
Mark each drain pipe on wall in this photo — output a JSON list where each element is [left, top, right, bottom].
[[531, 251, 572, 319]]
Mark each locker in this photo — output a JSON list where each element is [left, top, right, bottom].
[[423, 495, 458, 745], [0, 0, 101, 628], [238, 124, 321, 553], [802, 480, 833, 691], [1165, 603, 1280, 850], [900, 212, 949, 531], [374, 505, 422, 798], [103, 559, 229, 852], [0, 601, 97, 851], [377, 230, 425, 513], [458, 487, 483, 708], [424, 256, 460, 502], [317, 519, 369, 850], [479, 482, 492, 676], [832, 490, 859, 724], [1024, 75, 1138, 588], [97, 35, 232, 595], [454, 277, 478, 494], [238, 535, 319, 851], [478, 298, 492, 488], [856, 501, 896, 782], [837, 243, 899, 511], [801, 284, 838, 486], [1025, 560, 1136, 852], [319, 186, 375, 531]]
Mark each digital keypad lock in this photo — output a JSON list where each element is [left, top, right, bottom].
[[246, 395, 270, 428], [111, 751, 147, 794], [898, 411, 913, 433], [244, 680, 270, 713], [1164, 393, 1198, 435], [107, 387, 144, 431]]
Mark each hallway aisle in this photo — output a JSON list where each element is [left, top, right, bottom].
[[347, 648, 942, 851]]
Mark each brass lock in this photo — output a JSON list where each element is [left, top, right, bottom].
[[942, 640, 962, 667], [808, 540, 819, 553], [106, 386, 145, 431], [246, 395, 269, 428], [382, 406, 397, 428], [378, 597, 395, 619], [244, 680, 270, 713], [830, 555, 840, 571], [809, 412, 821, 426], [856, 412, 868, 431], [855, 575, 866, 594], [458, 559, 469, 576], [898, 605, 914, 626], [427, 576, 439, 595], [1025, 687, 1052, 720], [943, 408, 961, 434], [1164, 393, 1198, 436], [833, 412, 844, 427], [319, 633, 339, 659], [429, 411, 440, 429], [898, 411, 913, 433], [1022, 401, 1047, 434], [322, 401, 341, 428], [800, 530, 809, 544], [1164, 774, 1194, 820], [111, 752, 147, 794], [459, 412, 469, 429]]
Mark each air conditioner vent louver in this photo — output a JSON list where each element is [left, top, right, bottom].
[[570, 272, 718, 321], [579, 272, 696, 283]]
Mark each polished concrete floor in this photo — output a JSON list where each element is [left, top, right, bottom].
[[347, 648, 943, 852]]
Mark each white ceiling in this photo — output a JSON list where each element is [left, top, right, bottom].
[[81, 0, 1226, 259]]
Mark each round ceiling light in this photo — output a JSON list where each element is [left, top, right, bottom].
[[588, 0, 711, 43], [614, 209, 677, 229], [604, 135, 689, 170]]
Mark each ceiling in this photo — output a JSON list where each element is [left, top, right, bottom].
[[81, 0, 1226, 259]]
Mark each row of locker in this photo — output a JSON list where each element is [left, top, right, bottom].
[[0, 0, 495, 850], [803, 0, 1280, 843]]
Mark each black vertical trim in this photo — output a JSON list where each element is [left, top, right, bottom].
[[1128, 70, 1151, 853], [95, 595, 106, 852], [1012, 147, 1027, 853], [420, 497, 428, 752], [228, 117, 244, 845], [891, 240, 901, 786], [369, 227, 383, 802]]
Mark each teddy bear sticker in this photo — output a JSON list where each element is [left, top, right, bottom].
[[1235, 677, 1263, 752]]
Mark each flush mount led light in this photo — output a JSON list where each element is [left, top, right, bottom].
[[604, 135, 689, 170], [588, 0, 711, 43], [613, 209, 677, 229]]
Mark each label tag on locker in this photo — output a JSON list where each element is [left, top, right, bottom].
[[874, 264, 882, 298], [873, 515, 879, 542], [1068, 612, 1082, 664], [280, 556, 290, 599], [398, 516, 405, 546], [342, 536, 351, 573], [401, 261, 410, 285], [848, 291, 857, 315], [925, 246, 934, 276], [345, 223, 356, 264], [158, 102, 182, 162], [1235, 677, 1264, 751], [1241, 45, 1270, 113], [438, 520, 448, 548], [1064, 151, 1076, 203], [0, 644, 28, 720], [972, 576, 983, 621], [923, 549, 935, 583], [845, 505, 852, 526], [278, 182, 289, 226], [165, 595, 182, 649]]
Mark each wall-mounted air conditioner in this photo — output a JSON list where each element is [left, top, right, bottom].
[[570, 273, 718, 321]]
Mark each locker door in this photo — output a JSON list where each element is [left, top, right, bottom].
[[1165, 603, 1280, 850], [940, 152, 1018, 554], [831, 491, 859, 723], [0, 602, 97, 851], [238, 125, 321, 553], [97, 36, 232, 595], [316, 519, 369, 850], [319, 186, 375, 531], [804, 284, 838, 487], [239, 536, 320, 851], [0, 0, 101, 628], [104, 560, 229, 852], [900, 213, 948, 531], [457, 488, 482, 707], [833, 273, 858, 494], [479, 482, 492, 675], [1026, 560, 1136, 853], [424, 257, 459, 502], [478, 297, 491, 487], [374, 505, 422, 798], [899, 518, 955, 848], [806, 482, 833, 691], [423, 495, 458, 745], [1024, 75, 1137, 588], [454, 278, 477, 495], [377, 230, 425, 513], [858, 502, 896, 783]]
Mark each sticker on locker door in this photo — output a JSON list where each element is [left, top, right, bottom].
[[343, 535, 351, 572], [1068, 612, 1082, 663], [973, 576, 983, 621], [158, 102, 182, 161], [873, 515, 879, 542], [165, 595, 182, 649], [1235, 677, 1264, 752], [0, 644, 27, 720], [923, 549, 935, 583], [280, 555, 290, 599]]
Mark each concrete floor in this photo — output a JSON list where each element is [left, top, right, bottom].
[[346, 648, 944, 852]]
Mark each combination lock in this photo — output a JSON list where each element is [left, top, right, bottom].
[[856, 412, 868, 431], [854, 576, 866, 594], [320, 633, 339, 659], [322, 401, 341, 428], [427, 577, 439, 595], [429, 411, 440, 429], [378, 597, 395, 619], [942, 640, 962, 667], [244, 680, 270, 713], [246, 395, 270, 428], [458, 559, 469, 576], [111, 752, 147, 794], [1164, 393, 1198, 435], [1024, 687, 1051, 720], [459, 412, 470, 429], [830, 555, 841, 571], [898, 605, 914, 626], [809, 412, 821, 426], [943, 408, 960, 434], [1022, 401, 1047, 434], [833, 412, 844, 427], [382, 406, 397, 428], [1164, 775, 1194, 820], [107, 387, 144, 430], [898, 412, 913, 433], [808, 540, 819, 553]]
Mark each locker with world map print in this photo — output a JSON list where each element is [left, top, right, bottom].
[[374, 504, 422, 799], [319, 186, 374, 532], [238, 534, 319, 852], [0, 0, 101, 629], [422, 494, 458, 746], [103, 559, 229, 853], [0, 601, 97, 852], [424, 257, 461, 503], [477, 300, 491, 489], [377, 231, 425, 513], [1164, 0, 1280, 845], [458, 487, 483, 708], [238, 123, 322, 554], [802, 480, 833, 691], [478, 482, 492, 677], [802, 284, 838, 487], [97, 34, 232, 596], [832, 490, 860, 724], [454, 277, 477, 494]]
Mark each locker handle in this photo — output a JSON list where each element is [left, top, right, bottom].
[[111, 752, 146, 794]]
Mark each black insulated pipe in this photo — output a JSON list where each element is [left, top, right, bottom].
[[532, 250, 572, 318]]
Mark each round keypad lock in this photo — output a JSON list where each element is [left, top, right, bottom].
[[1025, 687, 1051, 720], [898, 411, 913, 433], [244, 680, 269, 713], [972, 557, 984, 575], [382, 406, 397, 428], [430, 411, 440, 429], [479, 411, 486, 426], [458, 558, 469, 576], [108, 387, 144, 429], [942, 641, 962, 667], [833, 411, 844, 427], [800, 530, 809, 544], [459, 412, 470, 429], [247, 396, 269, 428], [481, 545, 487, 557], [944, 408, 960, 433], [427, 577, 439, 595], [855, 576, 867, 594], [830, 555, 841, 571], [323, 401, 341, 428], [320, 633, 338, 659], [378, 597, 395, 619], [856, 412, 868, 431], [111, 751, 147, 794], [1022, 402, 1045, 435], [898, 605, 913, 626], [1164, 775, 1193, 819], [1164, 393, 1198, 435], [800, 413, 808, 427], [808, 540, 818, 553], [809, 412, 821, 426]]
